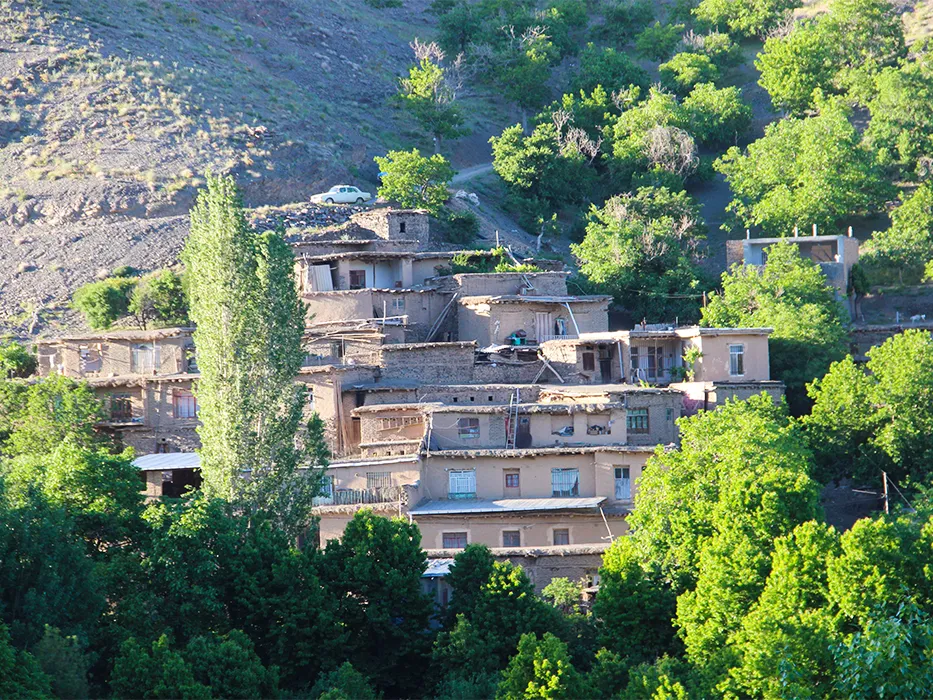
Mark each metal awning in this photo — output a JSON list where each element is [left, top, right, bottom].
[[133, 452, 200, 472], [410, 496, 606, 516]]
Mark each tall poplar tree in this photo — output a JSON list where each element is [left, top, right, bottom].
[[182, 173, 320, 534]]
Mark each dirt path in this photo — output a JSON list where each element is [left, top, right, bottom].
[[451, 162, 493, 185]]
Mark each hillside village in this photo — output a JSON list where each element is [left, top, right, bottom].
[[6, 0, 933, 697]]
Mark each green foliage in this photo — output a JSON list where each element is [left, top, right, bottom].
[[756, 0, 905, 112], [0, 341, 36, 378], [374, 149, 455, 215], [693, 0, 802, 37], [184, 629, 279, 699], [599, 0, 655, 42], [0, 623, 52, 698], [572, 186, 707, 322], [862, 184, 933, 284], [833, 600, 933, 698], [398, 54, 465, 144], [593, 538, 680, 664], [319, 510, 433, 696], [128, 268, 189, 329], [311, 662, 379, 700], [446, 543, 496, 621], [659, 52, 720, 96], [442, 209, 480, 245], [621, 656, 700, 699], [541, 578, 582, 611], [693, 31, 744, 67], [702, 242, 849, 409], [496, 632, 588, 699], [32, 626, 89, 699], [72, 276, 136, 330], [715, 100, 893, 235], [681, 83, 752, 146], [635, 23, 685, 62], [110, 635, 210, 699], [572, 44, 649, 95], [183, 173, 318, 534], [865, 57, 933, 174], [803, 330, 933, 483]]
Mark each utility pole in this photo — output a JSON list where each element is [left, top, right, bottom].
[[882, 470, 890, 515]]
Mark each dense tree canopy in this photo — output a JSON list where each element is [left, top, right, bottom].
[[375, 149, 455, 214], [702, 241, 849, 410]]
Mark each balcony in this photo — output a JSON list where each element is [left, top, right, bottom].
[[313, 485, 405, 507]]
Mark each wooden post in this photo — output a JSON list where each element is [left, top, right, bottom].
[[882, 471, 889, 515]]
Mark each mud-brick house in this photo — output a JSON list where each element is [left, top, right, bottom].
[[35, 328, 201, 456]]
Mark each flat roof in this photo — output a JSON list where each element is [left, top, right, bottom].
[[328, 454, 420, 469], [426, 445, 658, 458], [410, 496, 606, 516], [85, 373, 198, 388], [460, 295, 611, 304], [297, 250, 490, 263], [40, 327, 196, 343], [423, 558, 456, 577], [425, 543, 610, 557], [744, 234, 851, 245], [381, 341, 476, 351], [133, 452, 200, 471]]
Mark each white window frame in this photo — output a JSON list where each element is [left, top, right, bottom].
[[615, 466, 631, 500], [551, 468, 580, 497], [729, 343, 745, 377], [366, 471, 393, 490], [448, 469, 476, 498], [173, 390, 198, 419]]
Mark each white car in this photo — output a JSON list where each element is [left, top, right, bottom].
[[310, 185, 372, 205]]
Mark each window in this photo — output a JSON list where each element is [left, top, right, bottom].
[[173, 390, 198, 419], [131, 343, 160, 374], [391, 297, 405, 312], [666, 408, 673, 421], [399, 221, 407, 234], [553, 529, 570, 545], [367, 471, 392, 490], [551, 468, 579, 497], [442, 532, 468, 549], [457, 417, 480, 439], [582, 351, 595, 372], [729, 344, 745, 376], [156, 440, 170, 454], [110, 393, 133, 421], [184, 346, 198, 373], [78, 345, 101, 373], [349, 270, 366, 289], [380, 415, 422, 430], [630, 346, 660, 380], [448, 469, 476, 498], [615, 467, 631, 500], [502, 530, 521, 547], [320, 475, 334, 501], [627, 408, 649, 434], [505, 471, 520, 489]]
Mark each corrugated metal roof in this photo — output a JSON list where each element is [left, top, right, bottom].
[[133, 452, 200, 471], [410, 496, 606, 516]]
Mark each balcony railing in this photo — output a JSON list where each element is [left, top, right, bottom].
[[313, 485, 405, 507]]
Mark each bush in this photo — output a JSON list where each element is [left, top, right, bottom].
[[0, 341, 37, 378], [128, 269, 189, 328], [442, 209, 480, 245], [72, 276, 136, 329], [572, 44, 650, 95], [635, 23, 685, 62], [682, 83, 752, 145], [691, 31, 744, 67], [693, 0, 802, 38], [600, 0, 655, 41], [659, 52, 720, 95]]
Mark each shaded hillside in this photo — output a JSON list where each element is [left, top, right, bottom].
[[0, 0, 513, 331]]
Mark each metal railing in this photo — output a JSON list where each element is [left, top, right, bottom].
[[313, 485, 405, 507]]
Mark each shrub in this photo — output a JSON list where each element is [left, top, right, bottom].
[[635, 23, 686, 62], [0, 341, 37, 378], [659, 52, 720, 95], [600, 0, 655, 41], [128, 269, 189, 328], [572, 43, 650, 94], [681, 83, 752, 145], [72, 276, 136, 329], [442, 209, 480, 245]]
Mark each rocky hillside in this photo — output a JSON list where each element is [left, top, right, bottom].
[[0, 0, 512, 333]]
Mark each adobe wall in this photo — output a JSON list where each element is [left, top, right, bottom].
[[42, 335, 194, 378], [725, 239, 745, 268], [693, 333, 770, 382], [380, 343, 477, 384], [472, 360, 545, 384], [498, 549, 608, 593], [458, 300, 608, 346], [416, 514, 627, 550], [453, 272, 569, 297], [429, 412, 508, 451], [623, 392, 681, 446]]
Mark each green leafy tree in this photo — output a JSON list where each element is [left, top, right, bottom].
[[592, 537, 680, 664], [865, 57, 933, 173], [541, 577, 582, 612], [756, 20, 835, 113], [863, 183, 933, 284], [572, 44, 649, 95], [681, 83, 752, 146], [72, 276, 137, 330], [319, 510, 433, 696], [0, 623, 52, 698], [572, 186, 707, 322], [0, 341, 36, 378], [182, 173, 318, 533], [715, 100, 892, 235], [110, 635, 210, 699], [693, 0, 801, 37], [184, 629, 279, 698], [496, 632, 588, 700], [599, 0, 655, 42], [701, 242, 849, 410], [659, 53, 720, 96], [803, 330, 933, 483], [692, 31, 744, 67], [728, 521, 842, 699], [398, 41, 466, 150], [833, 600, 933, 699], [128, 269, 189, 329], [32, 626, 90, 699], [310, 662, 379, 700], [374, 149, 454, 215], [621, 655, 700, 699], [635, 23, 686, 62], [445, 543, 496, 622]]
